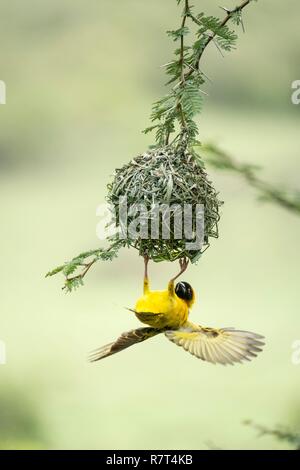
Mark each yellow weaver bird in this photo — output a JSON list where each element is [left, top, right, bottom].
[[90, 256, 265, 365]]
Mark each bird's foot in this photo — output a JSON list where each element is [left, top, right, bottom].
[[179, 256, 189, 274]]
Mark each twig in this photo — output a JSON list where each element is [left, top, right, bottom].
[[185, 0, 251, 80], [163, 0, 253, 146], [180, 0, 190, 83], [63, 258, 97, 290], [202, 143, 300, 215], [166, 0, 190, 144], [244, 420, 300, 450]]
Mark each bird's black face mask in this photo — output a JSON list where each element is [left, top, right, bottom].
[[175, 281, 194, 301]]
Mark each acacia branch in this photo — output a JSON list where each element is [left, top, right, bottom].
[[244, 421, 300, 450], [180, 0, 189, 82], [185, 0, 252, 81], [166, 0, 190, 144], [161, 0, 254, 146], [62, 258, 97, 290], [202, 143, 300, 215], [177, 0, 190, 130]]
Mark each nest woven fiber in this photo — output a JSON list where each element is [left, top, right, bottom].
[[107, 146, 222, 263]]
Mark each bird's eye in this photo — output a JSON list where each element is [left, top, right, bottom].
[[175, 281, 193, 301]]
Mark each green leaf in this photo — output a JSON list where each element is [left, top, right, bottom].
[[167, 26, 190, 41], [143, 125, 159, 135], [45, 265, 64, 277], [196, 14, 237, 51], [64, 277, 84, 293]]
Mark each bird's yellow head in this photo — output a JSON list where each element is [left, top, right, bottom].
[[175, 281, 195, 308]]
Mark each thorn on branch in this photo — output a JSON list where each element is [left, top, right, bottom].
[[219, 6, 232, 15]]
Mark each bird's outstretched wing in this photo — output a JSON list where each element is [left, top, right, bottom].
[[89, 327, 161, 362], [165, 322, 265, 365]]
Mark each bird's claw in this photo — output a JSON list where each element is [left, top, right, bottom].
[[179, 256, 189, 273]]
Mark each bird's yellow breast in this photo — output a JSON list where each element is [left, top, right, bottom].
[[135, 290, 189, 329]]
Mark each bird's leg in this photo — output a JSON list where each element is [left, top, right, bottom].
[[168, 257, 189, 295], [173, 257, 189, 281], [143, 254, 150, 294]]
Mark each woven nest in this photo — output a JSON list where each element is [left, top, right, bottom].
[[107, 146, 222, 262]]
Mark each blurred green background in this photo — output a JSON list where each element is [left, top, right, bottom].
[[1, 0, 300, 450]]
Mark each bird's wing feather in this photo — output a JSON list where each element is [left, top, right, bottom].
[[165, 322, 265, 365], [89, 327, 161, 362]]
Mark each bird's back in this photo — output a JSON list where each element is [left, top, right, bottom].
[[135, 289, 189, 329]]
